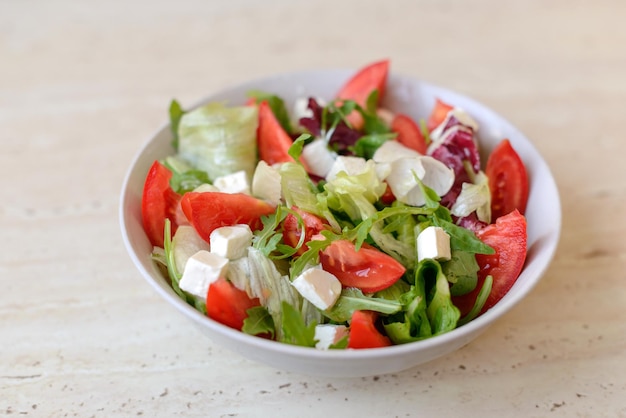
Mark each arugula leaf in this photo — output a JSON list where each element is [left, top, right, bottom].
[[163, 156, 211, 193], [287, 133, 312, 162], [432, 216, 495, 254], [247, 90, 293, 134], [169, 99, 186, 150], [457, 275, 493, 326], [280, 301, 317, 347], [352, 132, 396, 160], [324, 288, 402, 323], [242, 306, 275, 338], [418, 259, 460, 334], [443, 250, 479, 296]]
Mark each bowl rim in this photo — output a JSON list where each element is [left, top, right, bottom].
[[119, 67, 562, 362]]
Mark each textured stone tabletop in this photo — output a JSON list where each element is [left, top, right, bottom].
[[1, 0, 625, 416]]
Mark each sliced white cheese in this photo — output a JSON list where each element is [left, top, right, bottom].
[[209, 224, 253, 260], [251, 160, 282, 205], [417, 226, 451, 262], [314, 324, 349, 350], [385, 156, 454, 207], [291, 266, 342, 311], [325, 156, 368, 182], [213, 170, 250, 194], [302, 139, 337, 178], [372, 139, 422, 163], [179, 250, 229, 298]]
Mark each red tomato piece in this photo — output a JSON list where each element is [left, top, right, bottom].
[[336, 60, 390, 131], [380, 182, 396, 205], [452, 210, 527, 316], [427, 98, 454, 132], [320, 240, 405, 293], [206, 278, 261, 330], [181, 192, 275, 243], [348, 310, 392, 349], [257, 100, 298, 166], [486, 139, 529, 220], [141, 161, 183, 247], [390, 113, 427, 154], [282, 207, 327, 255]]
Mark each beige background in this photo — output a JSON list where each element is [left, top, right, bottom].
[[2, 0, 625, 416]]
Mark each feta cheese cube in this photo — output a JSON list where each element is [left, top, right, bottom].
[[417, 226, 451, 262], [209, 224, 253, 260], [291, 267, 342, 311], [179, 250, 229, 298], [325, 156, 368, 181], [302, 139, 337, 178], [213, 170, 250, 194], [251, 160, 282, 205], [314, 324, 349, 350]]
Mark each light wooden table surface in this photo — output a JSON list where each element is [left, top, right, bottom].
[[2, 0, 625, 416]]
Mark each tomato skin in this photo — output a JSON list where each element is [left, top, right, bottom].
[[390, 113, 427, 154], [181, 192, 275, 244], [348, 310, 392, 349], [141, 161, 183, 247], [320, 240, 405, 293], [452, 210, 527, 316], [257, 100, 297, 166], [427, 98, 454, 132], [336, 60, 390, 131], [206, 278, 261, 330], [486, 139, 529, 220], [380, 182, 396, 205], [282, 207, 327, 255]]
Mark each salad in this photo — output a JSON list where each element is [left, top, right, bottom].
[[142, 60, 529, 349]]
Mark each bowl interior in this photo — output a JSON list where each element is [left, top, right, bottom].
[[120, 69, 561, 377]]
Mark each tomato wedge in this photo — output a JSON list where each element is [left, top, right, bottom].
[[486, 139, 529, 220], [282, 207, 327, 255], [319, 240, 405, 293], [336, 60, 390, 131], [452, 210, 527, 316], [257, 100, 297, 166], [427, 98, 454, 132], [206, 277, 261, 330], [348, 310, 392, 349], [390, 113, 427, 154], [141, 161, 183, 247], [181, 192, 275, 244]]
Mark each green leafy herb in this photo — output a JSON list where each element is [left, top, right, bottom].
[[242, 306, 275, 338], [169, 99, 186, 150], [324, 288, 402, 323], [432, 216, 495, 254], [443, 250, 479, 296], [457, 275, 493, 326], [287, 133, 312, 162], [280, 301, 317, 347]]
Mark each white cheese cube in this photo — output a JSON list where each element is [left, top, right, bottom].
[[291, 267, 342, 311], [213, 170, 250, 194], [251, 160, 282, 205], [314, 324, 349, 350], [325, 156, 368, 181], [372, 140, 422, 163], [417, 226, 451, 262], [302, 139, 337, 178], [209, 224, 253, 260], [179, 250, 229, 298]]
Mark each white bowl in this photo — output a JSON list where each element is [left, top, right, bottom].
[[120, 68, 561, 378]]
